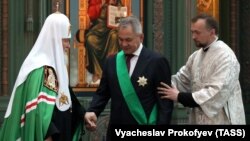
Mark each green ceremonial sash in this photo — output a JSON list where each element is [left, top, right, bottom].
[[116, 51, 157, 125], [72, 122, 84, 141]]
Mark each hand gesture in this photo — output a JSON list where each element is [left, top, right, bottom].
[[84, 112, 97, 131], [157, 82, 179, 101]]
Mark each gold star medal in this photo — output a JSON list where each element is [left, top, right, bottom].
[[137, 76, 147, 87]]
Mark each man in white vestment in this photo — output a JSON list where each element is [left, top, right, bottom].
[[157, 14, 246, 124]]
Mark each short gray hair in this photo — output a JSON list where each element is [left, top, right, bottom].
[[118, 16, 142, 34]]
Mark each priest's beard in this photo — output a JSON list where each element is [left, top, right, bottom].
[[194, 40, 208, 48]]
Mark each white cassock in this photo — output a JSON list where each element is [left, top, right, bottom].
[[172, 39, 246, 124]]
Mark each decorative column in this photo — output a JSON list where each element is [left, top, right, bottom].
[[0, 0, 2, 95], [230, 0, 239, 55], [1, 0, 8, 96], [239, 0, 250, 124], [77, 0, 88, 87], [153, 0, 164, 53]]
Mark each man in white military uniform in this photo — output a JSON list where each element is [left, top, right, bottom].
[[157, 14, 246, 124]]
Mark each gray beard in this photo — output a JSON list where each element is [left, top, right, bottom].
[[64, 51, 69, 67]]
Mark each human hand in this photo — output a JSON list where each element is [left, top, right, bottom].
[[157, 82, 179, 101], [84, 112, 97, 131], [45, 136, 53, 141]]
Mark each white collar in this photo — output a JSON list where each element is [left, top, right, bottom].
[[131, 43, 143, 56], [203, 36, 218, 51]]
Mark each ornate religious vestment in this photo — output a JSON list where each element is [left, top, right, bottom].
[[172, 40, 246, 124]]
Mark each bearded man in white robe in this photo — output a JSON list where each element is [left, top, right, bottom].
[[157, 14, 246, 124]]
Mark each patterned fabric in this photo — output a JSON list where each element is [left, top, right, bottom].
[[5, 13, 72, 115], [172, 40, 246, 124], [0, 67, 56, 141], [44, 66, 59, 92]]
